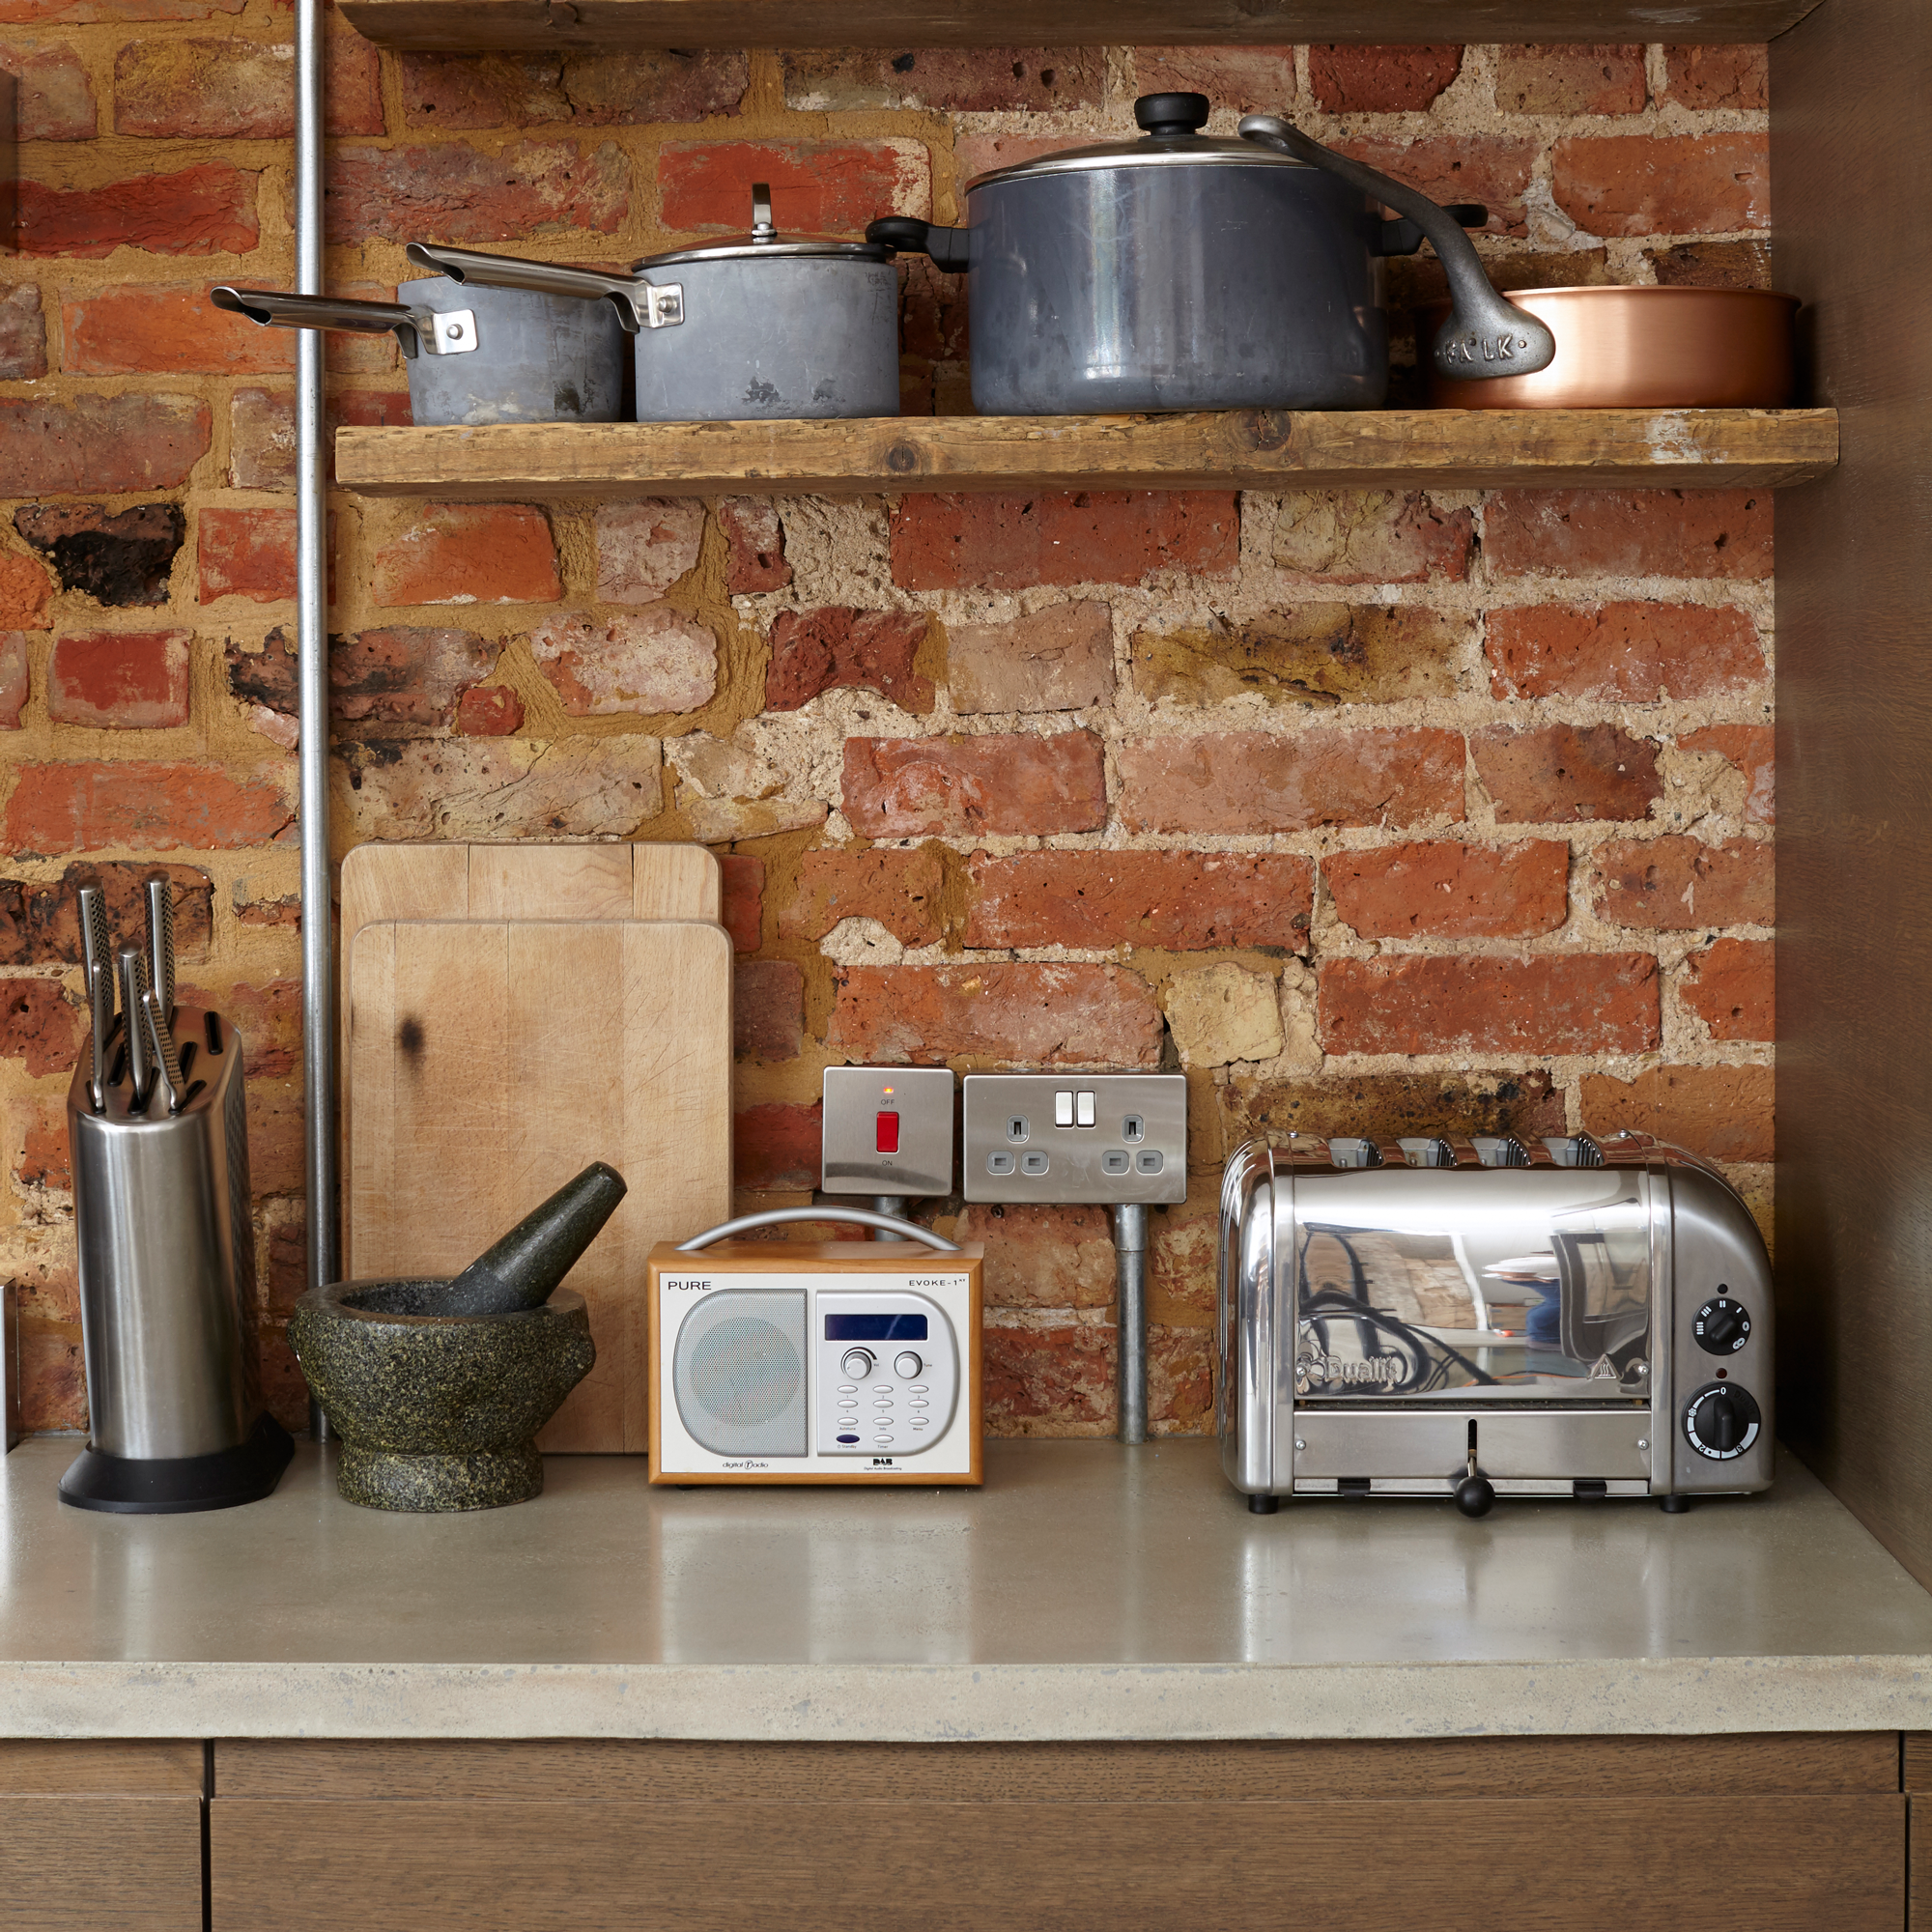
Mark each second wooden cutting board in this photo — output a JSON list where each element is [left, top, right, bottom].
[[348, 917, 732, 1453]]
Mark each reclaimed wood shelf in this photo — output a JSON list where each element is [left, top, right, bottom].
[[333, 408, 1838, 501], [339, 0, 1825, 52]]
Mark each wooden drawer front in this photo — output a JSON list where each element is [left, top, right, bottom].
[[213, 1793, 1904, 1932], [0, 1796, 203, 1932]]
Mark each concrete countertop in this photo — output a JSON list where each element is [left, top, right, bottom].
[[3, 1435, 1930, 1743]]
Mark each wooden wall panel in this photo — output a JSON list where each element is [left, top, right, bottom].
[[1772, 0, 1932, 1580]]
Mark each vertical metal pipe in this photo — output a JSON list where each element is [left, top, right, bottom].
[[295, 0, 334, 1440], [869, 1195, 910, 1239], [1111, 1203, 1149, 1445]]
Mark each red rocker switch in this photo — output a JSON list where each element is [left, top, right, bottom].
[[875, 1111, 900, 1154]]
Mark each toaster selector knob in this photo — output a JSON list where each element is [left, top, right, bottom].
[[1694, 1296, 1751, 1354], [840, 1348, 875, 1379], [1684, 1383, 1762, 1460], [894, 1351, 923, 1379]]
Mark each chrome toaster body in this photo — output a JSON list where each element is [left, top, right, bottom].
[[1217, 1131, 1774, 1507]]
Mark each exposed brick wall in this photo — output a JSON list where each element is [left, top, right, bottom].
[[0, 34, 1772, 1439]]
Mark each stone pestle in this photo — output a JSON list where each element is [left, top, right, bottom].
[[426, 1162, 629, 1319]]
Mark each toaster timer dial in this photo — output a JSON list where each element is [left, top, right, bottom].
[[1693, 1296, 1751, 1353], [1685, 1383, 1763, 1460]]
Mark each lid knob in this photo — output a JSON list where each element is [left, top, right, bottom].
[[1134, 92, 1210, 139]]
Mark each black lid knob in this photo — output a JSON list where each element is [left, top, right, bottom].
[[1135, 92, 1211, 139]]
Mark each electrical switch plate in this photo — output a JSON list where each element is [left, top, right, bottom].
[[962, 1073, 1186, 1206], [822, 1066, 955, 1199]]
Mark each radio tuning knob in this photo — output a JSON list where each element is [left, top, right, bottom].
[[839, 1348, 874, 1378], [894, 1351, 923, 1378]]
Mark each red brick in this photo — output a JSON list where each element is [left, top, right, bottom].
[[1336, 133, 1536, 237], [1494, 45, 1645, 116], [334, 627, 495, 736], [1308, 44, 1462, 111], [1271, 490, 1473, 585], [1134, 45, 1297, 111], [1117, 726, 1465, 835], [767, 608, 933, 714], [0, 635, 26, 728], [0, 553, 51, 631], [229, 386, 414, 490], [371, 504, 559, 607], [3, 760, 291, 854], [455, 685, 523, 736], [891, 492, 1237, 591], [18, 164, 260, 258], [1662, 45, 1768, 111], [843, 732, 1105, 838], [983, 1322, 1112, 1435], [717, 498, 789, 594], [952, 132, 1090, 184], [1579, 1063, 1772, 1163], [965, 851, 1314, 952], [1486, 601, 1764, 701], [530, 609, 718, 716], [338, 738, 661, 842], [659, 139, 928, 235], [235, 890, 299, 929], [0, 286, 47, 381], [949, 602, 1114, 715], [781, 847, 947, 947], [1150, 1325, 1213, 1435], [1553, 133, 1769, 238], [595, 499, 703, 604], [1645, 240, 1774, 291], [1680, 724, 1775, 824], [829, 962, 1162, 1068], [1485, 489, 1773, 581], [47, 629, 190, 728], [113, 35, 383, 137], [16, 501, 185, 609], [0, 393, 211, 497], [1323, 839, 1569, 940], [2, 38, 97, 139], [0, 979, 83, 1074], [1224, 1068, 1569, 1152], [176, 977, 299, 1074], [325, 140, 629, 244], [64, 282, 298, 376], [734, 957, 803, 1062], [400, 48, 746, 128], [266, 1212, 305, 1318], [1321, 952, 1660, 1056], [245, 1080, 302, 1195], [198, 507, 295, 604], [14, 1099, 70, 1190], [1682, 936, 1773, 1041], [781, 46, 1100, 111], [17, 1322, 84, 1434], [720, 852, 762, 952], [1589, 835, 1772, 929], [955, 1204, 1116, 1309], [0, 860, 213, 966], [1472, 724, 1662, 825], [735, 1099, 820, 1190]]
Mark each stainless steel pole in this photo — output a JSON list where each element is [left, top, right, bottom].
[[1111, 1203, 1148, 1445], [295, 0, 334, 1440]]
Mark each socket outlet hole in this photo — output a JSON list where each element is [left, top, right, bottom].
[[1123, 1115, 1145, 1143], [1007, 1116, 1028, 1144]]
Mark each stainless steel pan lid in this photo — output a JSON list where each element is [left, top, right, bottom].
[[964, 92, 1307, 191], [636, 183, 895, 270]]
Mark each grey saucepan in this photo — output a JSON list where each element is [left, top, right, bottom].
[[866, 92, 1555, 415]]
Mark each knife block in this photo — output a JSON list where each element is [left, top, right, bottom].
[[60, 1007, 293, 1513]]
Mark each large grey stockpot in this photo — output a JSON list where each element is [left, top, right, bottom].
[[867, 93, 1554, 415]]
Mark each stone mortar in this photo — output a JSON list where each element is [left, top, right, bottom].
[[287, 1280, 595, 1512]]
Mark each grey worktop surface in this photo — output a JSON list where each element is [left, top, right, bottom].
[[3, 1435, 1930, 1741]]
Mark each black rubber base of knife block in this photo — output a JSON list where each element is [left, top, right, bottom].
[[58, 1412, 295, 1514]]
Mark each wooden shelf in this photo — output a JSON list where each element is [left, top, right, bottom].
[[333, 408, 1836, 501], [339, 0, 1825, 52]]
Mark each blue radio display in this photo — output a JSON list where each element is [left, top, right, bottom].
[[825, 1313, 928, 1342]]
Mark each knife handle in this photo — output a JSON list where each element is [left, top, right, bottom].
[[117, 947, 151, 1108], [141, 989, 187, 1114], [78, 884, 112, 1112], [144, 874, 175, 1021]]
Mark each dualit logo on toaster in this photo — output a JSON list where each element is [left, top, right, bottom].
[[1297, 1353, 1404, 1388]]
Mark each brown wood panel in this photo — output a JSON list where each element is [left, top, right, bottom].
[[1905, 1735, 1932, 1792], [212, 1793, 1901, 1932], [334, 409, 1839, 502], [1914, 1795, 1932, 1930], [0, 1796, 202, 1932], [0, 1742, 202, 1795], [216, 1732, 1901, 1803], [1772, 2, 1932, 1585], [337, 0, 1822, 53]]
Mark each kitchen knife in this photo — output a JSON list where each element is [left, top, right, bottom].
[[140, 989, 187, 1115], [117, 947, 151, 1109], [77, 884, 111, 1113], [143, 875, 175, 1022]]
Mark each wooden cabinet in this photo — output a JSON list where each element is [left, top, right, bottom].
[[0, 1743, 204, 1932], [210, 1734, 1904, 1932]]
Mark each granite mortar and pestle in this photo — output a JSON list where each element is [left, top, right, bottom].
[[287, 1163, 624, 1511]]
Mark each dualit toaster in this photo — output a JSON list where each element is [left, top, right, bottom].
[[1218, 1129, 1773, 1517]]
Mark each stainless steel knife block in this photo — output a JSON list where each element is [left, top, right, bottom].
[[61, 1006, 292, 1512]]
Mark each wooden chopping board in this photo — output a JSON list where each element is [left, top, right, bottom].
[[347, 917, 732, 1453]]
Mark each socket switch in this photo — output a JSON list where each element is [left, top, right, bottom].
[[963, 1073, 1186, 1205], [822, 1066, 955, 1199]]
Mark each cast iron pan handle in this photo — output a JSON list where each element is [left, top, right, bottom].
[[1237, 113, 1556, 382], [866, 217, 972, 273]]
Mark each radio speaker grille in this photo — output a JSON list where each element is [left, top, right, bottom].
[[672, 1291, 808, 1457]]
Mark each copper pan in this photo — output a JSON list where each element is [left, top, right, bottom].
[[1420, 285, 1799, 409]]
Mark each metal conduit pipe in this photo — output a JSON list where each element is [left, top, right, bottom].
[[295, 0, 334, 1440], [1111, 1203, 1149, 1445]]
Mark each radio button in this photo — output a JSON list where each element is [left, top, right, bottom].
[[895, 1351, 923, 1378], [840, 1349, 874, 1378], [910, 1384, 928, 1393]]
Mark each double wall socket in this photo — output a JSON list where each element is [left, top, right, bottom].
[[821, 1066, 955, 1200], [963, 1073, 1187, 1206]]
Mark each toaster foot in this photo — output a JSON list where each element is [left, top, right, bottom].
[[1247, 1492, 1279, 1514], [1660, 1494, 1693, 1513]]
